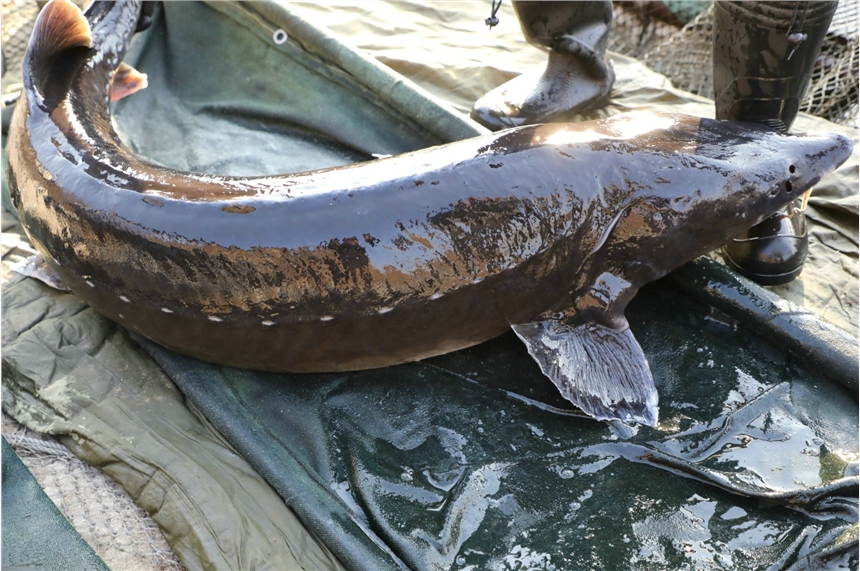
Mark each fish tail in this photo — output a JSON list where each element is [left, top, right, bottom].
[[25, 0, 92, 92]]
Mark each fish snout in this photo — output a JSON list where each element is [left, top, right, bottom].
[[782, 131, 853, 196], [721, 130, 852, 238]]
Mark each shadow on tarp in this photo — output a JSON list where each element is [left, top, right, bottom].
[[137, 275, 858, 571]]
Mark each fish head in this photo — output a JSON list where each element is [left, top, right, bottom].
[[597, 114, 853, 280], [687, 117, 853, 236]]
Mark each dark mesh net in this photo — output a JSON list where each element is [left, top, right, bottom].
[[617, 1, 859, 127]]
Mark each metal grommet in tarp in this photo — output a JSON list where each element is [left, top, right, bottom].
[[272, 28, 288, 45]]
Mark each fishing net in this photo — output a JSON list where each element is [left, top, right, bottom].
[[637, 0, 860, 126], [0, 0, 38, 96], [3, 408, 185, 571], [607, 1, 697, 59], [639, 5, 718, 100]]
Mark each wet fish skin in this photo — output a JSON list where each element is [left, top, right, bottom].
[[6, 0, 852, 424]]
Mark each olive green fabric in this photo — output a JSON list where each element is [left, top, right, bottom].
[[2, 1, 858, 571], [1, 231, 347, 571], [2, 438, 110, 571], [115, 1, 487, 178]]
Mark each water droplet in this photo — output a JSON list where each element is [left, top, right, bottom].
[[161, 307, 173, 314], [527, 424, 544, 437], [207, 316, 223, 322], [455, 556, 466, 565], [85, 280, 95, 287], [120, 295, 130, 302], [320, 315, 334, 321], [262, 320, 275, 326], [429, 292, 443, 300], [377, 307, 393, 314], [559, 467, 575, 479]]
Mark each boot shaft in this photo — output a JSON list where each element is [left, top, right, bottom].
[[511, 0, 613, 54], [712, 1, 838, 130]]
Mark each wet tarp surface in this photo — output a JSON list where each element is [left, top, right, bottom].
[[138, 280, 859, 570], [2, 2, 858, 570]]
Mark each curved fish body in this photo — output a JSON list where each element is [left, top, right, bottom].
[[7, 0, 853, 424]]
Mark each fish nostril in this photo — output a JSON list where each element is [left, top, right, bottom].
[[789, 164, 796, 174], [785, 181, 793, 193]]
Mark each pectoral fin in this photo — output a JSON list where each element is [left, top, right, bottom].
[[512, 316, 658, 426], [110, 62, 148, 101]]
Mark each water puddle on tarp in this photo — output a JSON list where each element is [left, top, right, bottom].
[[144, 281, 858, 571]]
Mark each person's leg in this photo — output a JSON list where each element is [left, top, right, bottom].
[[471, 1, 614, 131], [714, 1, 838, 285]]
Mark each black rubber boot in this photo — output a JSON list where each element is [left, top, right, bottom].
[[471, 1, 615, 131], [723, 200, 809, 285], [714, 1, 838, 285]]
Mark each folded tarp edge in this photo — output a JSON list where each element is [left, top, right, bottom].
[[205, 0, 489, 145], [671, 256, 859, 394], [2, 438, 111, 571]]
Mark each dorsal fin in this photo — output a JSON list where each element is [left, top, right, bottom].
[[28, 0, 93, 66]]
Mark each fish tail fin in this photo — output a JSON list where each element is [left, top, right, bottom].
[[26, 0, 92, 93], [29, 0, 93, 60]]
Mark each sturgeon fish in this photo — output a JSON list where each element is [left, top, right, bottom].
[[7, 0, 852, 425]]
